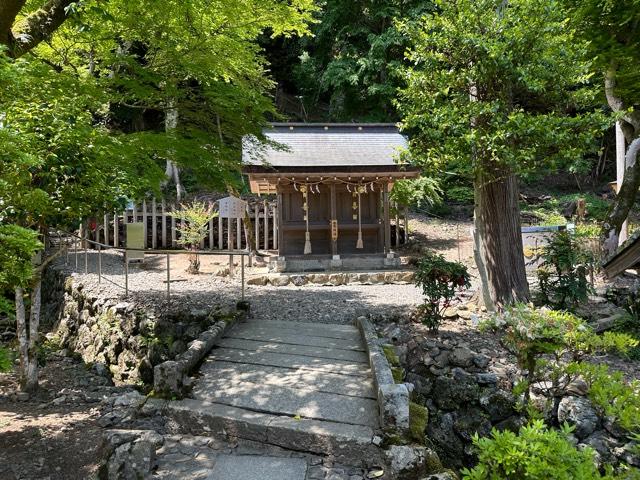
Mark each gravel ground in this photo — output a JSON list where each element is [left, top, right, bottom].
[[53, 250, 426, 324]]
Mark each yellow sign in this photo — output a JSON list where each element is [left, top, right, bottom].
[[330, 220, 338, 241]]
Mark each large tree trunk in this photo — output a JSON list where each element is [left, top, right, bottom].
[[15, 287, 28, 389], [25, 278, 41, 392], [163, 101, 185, 202], [602, 65, 640, 254], [474, 163, 530, 309], [603, 137, 640, 254], [14, 280, 42, 393]]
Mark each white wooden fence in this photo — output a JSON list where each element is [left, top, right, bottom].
[[86, 199, 278, 251]]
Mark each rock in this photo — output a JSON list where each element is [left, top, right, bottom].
[[114, 390, 146, 408], [16, 392, 30, 402], [269, 275, 290, 287], [493, 415, 527, 433], [557, 396, 599, 440], [457, 309, 472, 320], [475, 373, 497, 385], [106, 439, 155, 480], [580, 431, 622, 465], [385, 445, 427, 480], [290, 275, 307, 287], [247, 276, 268, 286], [453, 407, 492, 442], [449, 346, 475, 368], [433, 369, 479, 410], [614, 442, 640, 467], [405, 373, 433, 398], [420, 473, 458, 480], [426, 412, 464, 468], [328, 273, 346, 286], [479, 390, 515, 422], [565, 378, 589, 396], [472, 354, 490, 369], [309, 274, 329, 284], [442, 307, 458, 319]]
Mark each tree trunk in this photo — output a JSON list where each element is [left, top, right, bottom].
[[603, 137, 640, 254], [163, 100, 185, 202], [15, 287, 29, 389], [25, 278, 41, 392], [474, 163, 530, 309]]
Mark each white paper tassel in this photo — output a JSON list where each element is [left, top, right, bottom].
[[356, 230, 363, 249], [304, 231, 312, 254]]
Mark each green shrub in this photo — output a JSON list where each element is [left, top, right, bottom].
[[481, 305, 637, 401], [461, 420, 615, 480], [414, 251, 470, 331], [446, 185, 475, 204], [0, 346, 13, 372], [170, 201, 217, 274], [536, 230, 594, 310], [565, 362, 640, 433]]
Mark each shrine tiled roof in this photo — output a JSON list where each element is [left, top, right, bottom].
[[242, 123, 409, 168]]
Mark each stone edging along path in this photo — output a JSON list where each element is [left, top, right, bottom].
[[248, 270, 415, 287], [153, 310, 247, 396], [357, 316, 410, 433]]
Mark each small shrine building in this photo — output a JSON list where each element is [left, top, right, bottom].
[[242, 123, 419, 271]]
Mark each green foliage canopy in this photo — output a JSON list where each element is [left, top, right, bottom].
[[398, 0, 609, 180]]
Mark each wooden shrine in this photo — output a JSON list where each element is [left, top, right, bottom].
[[243, 123, 420, 271]]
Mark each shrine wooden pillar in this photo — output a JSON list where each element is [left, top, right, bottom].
[[277, 191, 284, 255], [330, 182, 338, 256], [383, 182, 391, 254]]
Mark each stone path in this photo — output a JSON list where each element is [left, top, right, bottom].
[[165, 319, 382, 479]]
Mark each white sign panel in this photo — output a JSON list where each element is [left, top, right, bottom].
[[218, 196, 247, 219]]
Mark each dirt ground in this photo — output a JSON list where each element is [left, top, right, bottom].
[[0, 355, 109, 480]]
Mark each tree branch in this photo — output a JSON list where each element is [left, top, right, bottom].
[[0, 0, 25, 49], [8, 0, 75, 58], [605, 64, 640, 137]]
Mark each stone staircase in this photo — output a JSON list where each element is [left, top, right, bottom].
[[165, 319, 385, 468]]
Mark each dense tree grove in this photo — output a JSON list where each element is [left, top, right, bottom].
[[0, 0, 315, 391]]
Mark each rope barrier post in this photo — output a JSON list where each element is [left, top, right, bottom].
[[166, 253, 170, 302], [124, 250, 129, 297], [75, 236, 78, 270], [85, 244, 88, 274], [98, 244, 102, 284], [241, 254, 245, 301]]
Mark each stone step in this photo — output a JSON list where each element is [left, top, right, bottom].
[[218, 338, 370, 363], [251, 319, 359, 334], [191, 377, 379, 427], [195, 361, 376, 398], [165, 399, 382, 466], [225, 330, 366, 352], [209, 455, 308, 480], [209, 347, 372, 377], [230, 323, 363, 342]]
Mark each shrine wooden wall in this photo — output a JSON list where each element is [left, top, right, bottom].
[[279, 183, 383, 256]]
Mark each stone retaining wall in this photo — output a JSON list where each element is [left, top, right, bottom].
[[46, 268, 241, 387]]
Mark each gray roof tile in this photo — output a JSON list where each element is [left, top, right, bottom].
[[243, 124, 408, 167]]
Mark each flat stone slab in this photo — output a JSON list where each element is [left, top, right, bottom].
[[210, 347, 372, 377], [208, 455, 307, 480], [194, 379, 379, 427], [225, 330, 366, 351], [231, 323, 363, 342], [166, 400, 378, 454], [251, 319, 359, 333], [218, 337, 369, 363], [195, 361, 376, 398]]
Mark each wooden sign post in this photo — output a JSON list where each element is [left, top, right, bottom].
[[218, 196, 247, 276]]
